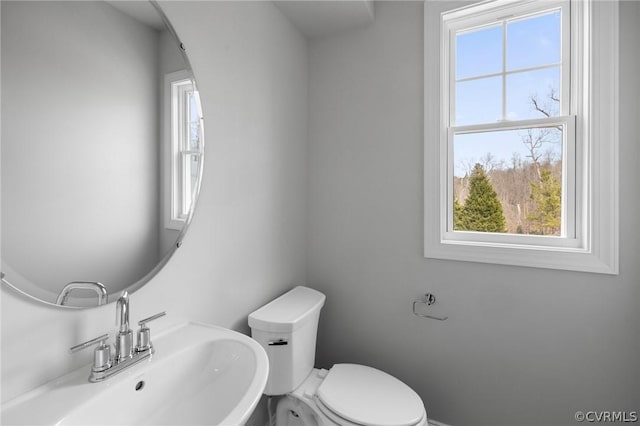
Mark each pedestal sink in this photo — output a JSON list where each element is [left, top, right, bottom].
[[1, 322, 269, 425]]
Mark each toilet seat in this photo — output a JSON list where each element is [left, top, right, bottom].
[[315, 364, 425, 426], [314, 397, 370, 426]]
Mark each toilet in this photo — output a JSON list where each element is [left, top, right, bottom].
[[248, 286, 428, 426]]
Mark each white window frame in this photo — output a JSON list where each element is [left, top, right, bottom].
[[424, 0, 619, 274], [446, 1, 575, 246], [163, 70, 203, 231]]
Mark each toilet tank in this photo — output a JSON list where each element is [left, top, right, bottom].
[[248, 286, 326, 396]]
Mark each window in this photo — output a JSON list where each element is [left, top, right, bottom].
[[424, 0, 619, 274], [449, 2, 573, 242], [164, 70, 203, 230]]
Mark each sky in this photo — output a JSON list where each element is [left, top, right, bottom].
[[453, 10, 562, 177]]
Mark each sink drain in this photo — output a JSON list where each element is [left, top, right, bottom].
[[135, 380, 145, 391]]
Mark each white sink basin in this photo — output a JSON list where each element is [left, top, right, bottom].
[[1, 322, 269, 425]]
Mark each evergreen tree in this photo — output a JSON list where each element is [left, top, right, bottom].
[[457, 163, 506, 233], [453, 198, 464, 230], [528, 169, 561, 235]]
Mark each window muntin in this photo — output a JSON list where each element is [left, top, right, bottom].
[[445, 2, 574, 241]]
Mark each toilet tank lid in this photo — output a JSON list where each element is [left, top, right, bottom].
[[248, 286, 326, 332]]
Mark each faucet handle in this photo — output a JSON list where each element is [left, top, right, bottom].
[[70, 333, 111, 372], [136, 311, 166, 353], [138, 311, 166, 327]]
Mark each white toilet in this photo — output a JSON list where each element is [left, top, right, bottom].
[[249, 286, 428, 426]]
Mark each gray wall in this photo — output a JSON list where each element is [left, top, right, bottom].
[[0, 5, 308, 424], [1, 1, 161, 300], [308, 2, 640, 425]]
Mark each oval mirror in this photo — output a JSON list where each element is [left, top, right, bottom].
[[1, 0, 204, 308]]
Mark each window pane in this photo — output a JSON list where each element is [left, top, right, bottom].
[[188, 92, 201, 151], [506, 67, 560, 120], [455, 76, 502, 126], [507, 11, 561, 71], [456, 24, 502, 80], [181, 153, 200, 216], [453, 127, 563, 236]]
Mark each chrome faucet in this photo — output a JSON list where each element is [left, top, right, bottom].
[[70, 292, 166, 382], [114, 292, 133, 362]]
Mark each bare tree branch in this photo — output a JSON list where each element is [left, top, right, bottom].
[[530, 96, 552, 118]]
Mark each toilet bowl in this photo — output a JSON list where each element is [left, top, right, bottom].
[[276, 366, 427, 426], [248, 286, 428, 426]]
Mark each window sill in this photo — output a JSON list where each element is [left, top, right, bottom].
[[424, 236, 617, 274]]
